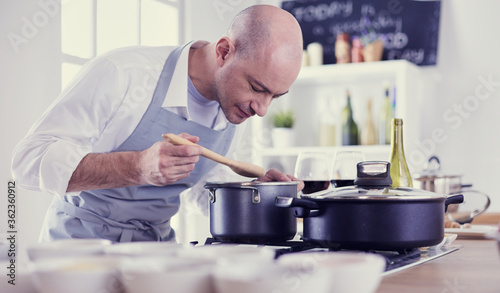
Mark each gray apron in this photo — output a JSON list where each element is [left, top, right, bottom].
[[40, 42, 235, 242]]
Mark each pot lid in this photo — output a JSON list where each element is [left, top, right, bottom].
[[412, 156, 462, 180], [204, 181, 299, 189], [302, 161, 445, 200]]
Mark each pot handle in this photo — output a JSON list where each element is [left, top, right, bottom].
[[275, 197, 320, 218], [206, 186, 261, 204], [444, 194, 464, 212]]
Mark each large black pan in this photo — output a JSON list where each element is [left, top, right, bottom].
[[275, 161, 464, 251]]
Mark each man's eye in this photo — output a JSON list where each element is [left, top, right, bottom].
[[251, 85, 263, 92]]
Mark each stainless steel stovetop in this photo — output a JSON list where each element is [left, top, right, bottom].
[[378, 245, 460, 276]]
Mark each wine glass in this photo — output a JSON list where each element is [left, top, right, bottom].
[[331, 150, 366, 188], [294, 151, 331, 194]]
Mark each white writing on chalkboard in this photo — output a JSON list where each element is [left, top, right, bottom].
[[388, 49, 425, 64], [292, 1, 353, 22], [291, 2, 407, 50], [383, 32, 408, 49], [283, 0, 441, 66]]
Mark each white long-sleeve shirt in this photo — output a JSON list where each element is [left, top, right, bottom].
[[11, 41, 246, 215]]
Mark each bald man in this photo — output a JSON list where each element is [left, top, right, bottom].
[[11, 5, 304, 243]]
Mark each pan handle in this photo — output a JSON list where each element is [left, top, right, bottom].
[[447, 190, 491, 224], [275, 197, 320, 218], [444, 194, 464, 212]]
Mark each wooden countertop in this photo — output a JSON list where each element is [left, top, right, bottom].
[[377, 238, 500, 293]]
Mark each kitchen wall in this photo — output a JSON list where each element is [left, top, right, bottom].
[[1, 0, 499, 252], [0, 0, 61, 259], [184, 0, 500, 210], [424, 0, 499, 212]]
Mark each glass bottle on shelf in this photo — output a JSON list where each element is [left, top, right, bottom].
[[351, 37, 364, 63], [342, 90, 359, 145], [335, 33, 351, 64], [378, 87, 394, 145], [318, 97, 337, 147], [318, 115, 336, 146], [361, 98, 376, 145], [389, 118, 413, 187]]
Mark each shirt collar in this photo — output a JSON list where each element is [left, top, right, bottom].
[[161, 41, 231, 130], [162, 41, 208, 110]]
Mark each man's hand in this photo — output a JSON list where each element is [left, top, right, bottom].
[[138, 133, 203, 186], [256, 168, 304, 192], [67, 133, 203, 192]]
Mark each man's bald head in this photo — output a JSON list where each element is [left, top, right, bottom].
[[195, 5, 304, 124], [224, 5, 303, 63]]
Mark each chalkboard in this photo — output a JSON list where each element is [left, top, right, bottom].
[[281, 0, 441, 66]]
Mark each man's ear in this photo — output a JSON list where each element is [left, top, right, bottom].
[[215, 37, 235, 67]]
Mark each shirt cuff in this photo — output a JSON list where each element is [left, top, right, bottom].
[[39, 141, 91, 197]]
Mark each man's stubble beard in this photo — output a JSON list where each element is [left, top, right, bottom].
[[212, 66, 244, 125]]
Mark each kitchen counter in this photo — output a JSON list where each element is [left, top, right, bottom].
[[377, 239, 500, 293]]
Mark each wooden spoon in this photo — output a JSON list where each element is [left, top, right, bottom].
[[162, 133, 266, 178]]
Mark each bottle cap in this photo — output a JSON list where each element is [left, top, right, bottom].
[[336, 33, 350, 42], [352, 37, 363, 48]]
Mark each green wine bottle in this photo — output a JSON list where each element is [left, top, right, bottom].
[[389, 118, 413, 187], [342, 90, 359, 145], [379, 87, 393, 145]]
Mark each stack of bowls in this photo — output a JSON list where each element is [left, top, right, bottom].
[[27, 239, 112, 262], [27, 239, 116, 293], [0, 233, 37, 293], [120, 255, 215, 293], [30, 256, 122, 293], [214, 251, 386, 293]]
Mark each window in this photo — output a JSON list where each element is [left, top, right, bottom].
[[61, 0, 183, 89]]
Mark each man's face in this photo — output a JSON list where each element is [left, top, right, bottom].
[[213, 48, 300, 124]]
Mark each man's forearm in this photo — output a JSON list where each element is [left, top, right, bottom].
[[67, 151, 144, 192], [66, 137, 202, 193]]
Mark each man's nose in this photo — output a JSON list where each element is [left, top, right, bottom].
[[251, 95, 273, 117]]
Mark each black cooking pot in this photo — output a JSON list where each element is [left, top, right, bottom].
[[275, 161, 464, 251], [204, 181, 299, 242]]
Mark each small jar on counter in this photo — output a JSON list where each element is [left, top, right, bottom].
[[301, 50, 310, 67], [307, 42, 323, 66], [335, 33, 351, 64], [351, 37, 364, 63]]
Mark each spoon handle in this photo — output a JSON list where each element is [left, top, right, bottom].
[[162, 133, 231, 165], [162, 133, 266, 177]]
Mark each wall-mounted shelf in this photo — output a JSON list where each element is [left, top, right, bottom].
[[248, 60, 438, 174]]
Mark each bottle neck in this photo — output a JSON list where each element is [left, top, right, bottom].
[[390, 122, 404, 153], [346, 96, 353, 114], [366, 100, 372, 118]]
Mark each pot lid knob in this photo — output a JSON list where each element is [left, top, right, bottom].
[[354, 161, 392, 188]]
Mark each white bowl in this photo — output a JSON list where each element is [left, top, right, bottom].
[[121, 256, 215, 293], [105, 241, 182, 257], [0, 261, 38, 293], [177, 244, 275, 264], [30, 256, 122, 293], [214, 260, 321, 293], [276, 251, 386, 293], [429, 233, 458, 250], [27, 239, 112, 262]]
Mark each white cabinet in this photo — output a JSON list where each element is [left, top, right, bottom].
[[249, 60, 439, 174]]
